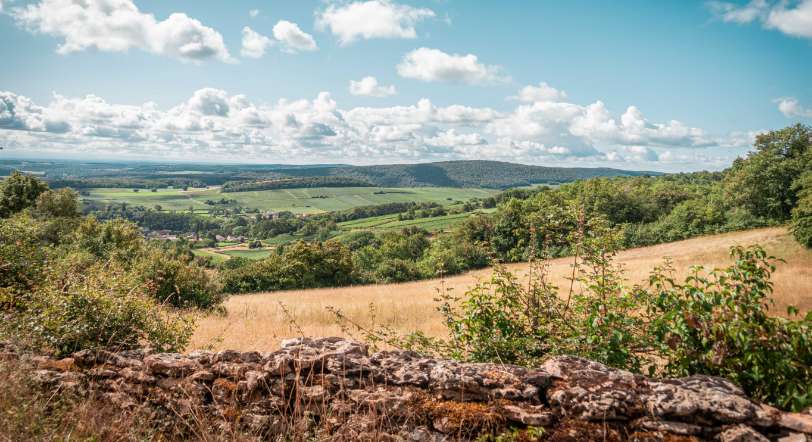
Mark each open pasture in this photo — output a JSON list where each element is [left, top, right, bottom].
[[81, 186, 497, 214]]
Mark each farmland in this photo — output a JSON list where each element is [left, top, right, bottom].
[[81, 186, 497, 214]]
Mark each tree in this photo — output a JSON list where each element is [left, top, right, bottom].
[[724, 124, 811, 221], [792, 172, 812, 248], [0, 171, 49, 218], [34, 188, 81, 218]]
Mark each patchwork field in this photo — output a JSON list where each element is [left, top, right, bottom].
[[191, 227, 812, 352], [82, 186, 498, 214]]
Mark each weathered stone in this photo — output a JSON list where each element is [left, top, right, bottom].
[[500, 403, 554, 426], [781, 413, 812, 434], [143, 353, 200, 377], [5, 337, 806, 441], [777, 434, 808, 442], [718, 424, 770, 442]]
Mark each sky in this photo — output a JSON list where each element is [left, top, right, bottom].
[[0, 0, 810, 172]]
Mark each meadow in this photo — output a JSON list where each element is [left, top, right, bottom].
[[82, 186, 497, 214], [190, 227, 812, 352]]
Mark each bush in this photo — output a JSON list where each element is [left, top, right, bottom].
[[792, 172, 812, 248], [137, 248, 223, 309], [0, 171, 49, 218], [220, 240, 354, 293], [12, 258, 194, 356], [647, 246, 812, 410]]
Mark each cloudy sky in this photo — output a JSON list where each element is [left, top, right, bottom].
[[0, 0, 810, 171]]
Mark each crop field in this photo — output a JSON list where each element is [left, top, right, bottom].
[[190, 227, 812, 352], [336, 208, 497, 234], [81, 186, 498, 214]]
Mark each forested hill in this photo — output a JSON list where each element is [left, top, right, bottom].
[[268, 160, 660, 189], [3, 158, 659, 190]]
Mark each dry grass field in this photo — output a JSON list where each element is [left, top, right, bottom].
[[190, 227, 812, 352]]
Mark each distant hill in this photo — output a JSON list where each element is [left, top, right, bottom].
[[4, 158, 660, 190], [266, 160, 660, 189]]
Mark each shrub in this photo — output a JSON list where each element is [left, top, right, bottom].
[[792, 172, 812, 248], [12, 258, 194, 356], [647, 246, 812, 410], [220, 240, 354, 293], [137, 248, 223, 309], [0, 171, 49, 218]]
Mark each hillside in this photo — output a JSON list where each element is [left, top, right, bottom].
[[191, 226, 811, 352], [3, 158, 659, 190], [268, 160, 659, 188]]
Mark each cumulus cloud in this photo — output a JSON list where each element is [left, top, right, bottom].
[[708, 0, 812, 39], [241, 27, 274, 58], [249, 9, 259, 18], [241, 21, 317, 58], [397, 48, 508, 85], [0, 87, 745, 168], [272, 20, 318, 53], [10, 0, 234, 63], [776, 97, 812, 118], [513, 82, 568, 103], [315, 0, 435, 45], [349, 76, 397, 97]]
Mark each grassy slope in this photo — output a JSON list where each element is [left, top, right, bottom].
[[82, 186, 497, 214], [191, 227, 812, 352]]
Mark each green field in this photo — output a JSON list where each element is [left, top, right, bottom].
[[220, 249, 274, 259], [82, 186, 497, 214], [336, 208, 496, 234]]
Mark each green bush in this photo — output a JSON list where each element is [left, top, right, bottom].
[[792, 172, 812, 248], [647, 246, 812, 410], [22, 259, 194, 356], [220, 240, 354, 293], [137, 248, 223, 309]]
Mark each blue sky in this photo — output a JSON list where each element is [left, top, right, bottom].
[[0, 0, 810, 171]]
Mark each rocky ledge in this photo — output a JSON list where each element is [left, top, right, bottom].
[[4, 337, 812, 441]]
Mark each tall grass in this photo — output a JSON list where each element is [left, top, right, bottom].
[[191, 227, 812, 352]]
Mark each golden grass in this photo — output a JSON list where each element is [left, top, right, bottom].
[[190, 227, 812, 352]]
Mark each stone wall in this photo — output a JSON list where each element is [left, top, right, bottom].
[[5, 337, 812, 441]]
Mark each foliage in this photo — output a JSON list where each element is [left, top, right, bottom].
[[792, 172, 812, 248], [0, 176, 221, 356], [220, 240, 354, 293], [724, 124, 811, 221], [16, 258, 194, 356], [646, 246, 812, 410], [0, 171, 50, 218]]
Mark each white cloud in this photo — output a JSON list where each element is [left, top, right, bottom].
[[315, 0, 435, 45], [767, 0, 812, 38], [349, 76, 397, 97], [0, 87, 747, 169], [514, 82, 568, 103], [425, 129, 486, 147], [708, 0, 812, 39], [249, 9, 259, 18], [776, 97, 812, 118], [272, 20, 318, 53], [397, 48, 508, 85], [707, 0, 769, 23], [11, 0, 234, 63], [241, 26, 274, 58]]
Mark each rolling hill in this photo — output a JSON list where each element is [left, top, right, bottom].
[[253, 160, 661, 189]]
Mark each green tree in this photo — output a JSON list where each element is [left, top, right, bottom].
[[724, 124, 811, 221], [791, 171, 812, 248], [0, 171, 49, 218], [33, 188, 82, 218]]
